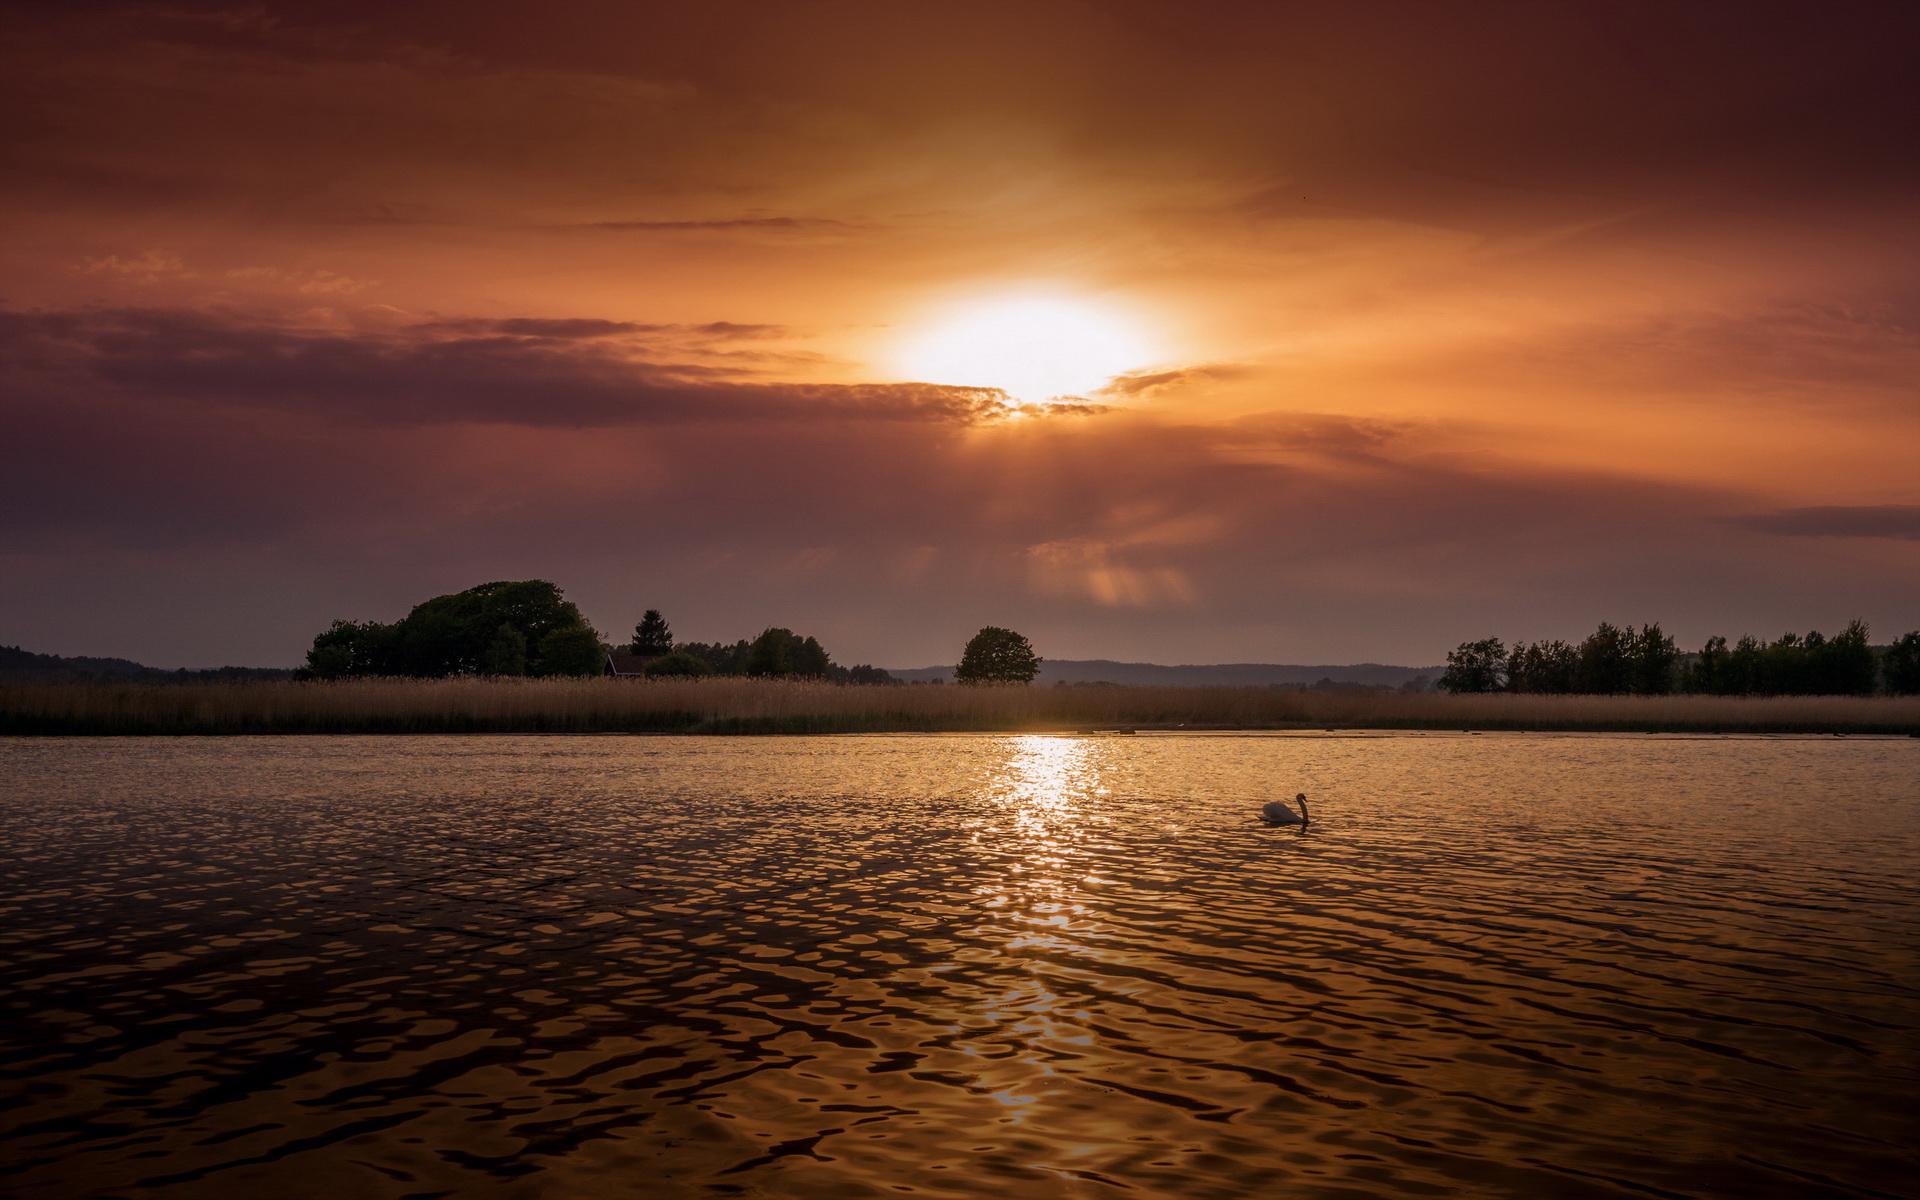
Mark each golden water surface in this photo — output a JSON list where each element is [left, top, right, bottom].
[[1, 733, 1915, 1199]]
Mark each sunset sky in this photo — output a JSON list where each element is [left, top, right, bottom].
[[4, 0, 1917, 668]]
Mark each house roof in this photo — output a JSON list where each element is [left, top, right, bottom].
[[605, 653, 657, 676]]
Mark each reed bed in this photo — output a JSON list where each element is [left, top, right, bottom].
[[3, 677, 1918, 736]]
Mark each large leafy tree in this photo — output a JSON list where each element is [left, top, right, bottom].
[[302, 580, 604, 678], [955, 627, 1041, 684]]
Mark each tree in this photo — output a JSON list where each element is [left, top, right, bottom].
[[1883, 631, 1920, 695], [303, 619, 397, 679], [1505, 640, 1576, 693], [1438, 638, 1505, 693], [1682, 635, 1729, 694], [1576, 623, 1633, 694], [845, 664, 898, 685], [955, 627, 1041, 684], [304, 580, 603, 679], [630, 609, 673, 656], [480, 624, 528, 676], [386, 580, 596, 677], [745, 628, 797, 676], [1812, 620, 1876, 695], [533, 624, 606, 676], [644, 651, 713, 678], [676, 639, 752, 675], [1629, 623, 1678, 695]]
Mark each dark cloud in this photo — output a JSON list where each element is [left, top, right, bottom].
[[1734, 506, 1920, 540], [584, 218, 851, 232], [0, 309, 1007, 428]]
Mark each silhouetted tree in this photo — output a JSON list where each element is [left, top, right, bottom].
[[304, 580, 602, 678], [1439, 637, 1505, 693], [1724, 634, 1765, 694], [1629, 623, 1678, 695], [845, 664, 899, 685], [1883, 631, 1920, 695], [630, 609, 673, 656], [955, 627, 1041, 684], [743, 628, 835, 678], [1576, 623, 1633, 694], [1811, 620, 1876, 695], [480, 624, 528, 676], [304, 619, 397, 679], [1505, 640, 1576, 693], [675, 639, 752, 675], [644, 651, 713, 678], [534, 624, 606, 676], [1681, 635, 1729, 694]]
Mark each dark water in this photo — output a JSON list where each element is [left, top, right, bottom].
[[1, 733, 1916, 1199]]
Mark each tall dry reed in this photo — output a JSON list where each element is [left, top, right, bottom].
[[3, 678, 1918, 735]]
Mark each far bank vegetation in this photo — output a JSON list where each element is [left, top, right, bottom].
[[1440, 621, 1920, 697], [3, 677, 1916, 736]]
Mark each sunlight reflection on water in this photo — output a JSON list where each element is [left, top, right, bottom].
[[1, 732, 1916, 1199]]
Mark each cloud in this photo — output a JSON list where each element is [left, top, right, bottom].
[[0, 308, 1008, 429], [1734, 506, 1920, 540], [583, 218, 852, 232]]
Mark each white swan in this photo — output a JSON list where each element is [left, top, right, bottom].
[[1261, 793, 1312, 826]]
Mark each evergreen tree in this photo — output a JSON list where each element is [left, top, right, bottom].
[[955, 627, 1042, 684], [630, 609, 673, 656]]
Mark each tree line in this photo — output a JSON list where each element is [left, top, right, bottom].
[[299, 582, 1044, 684], [1440, 621, 1920, 696]]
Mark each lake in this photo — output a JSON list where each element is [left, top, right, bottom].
[[2, 733, 1915, 1199]]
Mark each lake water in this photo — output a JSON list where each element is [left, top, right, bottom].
[[2, 733, 1916, 1199]]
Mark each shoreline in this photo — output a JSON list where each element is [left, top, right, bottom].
[[5, 678, 1918, 737]]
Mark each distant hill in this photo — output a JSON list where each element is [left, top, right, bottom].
[[0, 645, 292, 683], [886, 658, 1442, 689]]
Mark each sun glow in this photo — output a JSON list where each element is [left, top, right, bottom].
[[896, 295, 1157, 402]]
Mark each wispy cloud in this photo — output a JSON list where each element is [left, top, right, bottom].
[[1734, 506, 1920, 540]]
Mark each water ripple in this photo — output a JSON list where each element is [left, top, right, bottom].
[[1, 732, 1916, 1198]]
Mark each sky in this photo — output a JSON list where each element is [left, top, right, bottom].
[[3, 0, 1918, 669]]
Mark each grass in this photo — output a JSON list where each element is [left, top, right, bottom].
[[3, 677, 1919, 736]]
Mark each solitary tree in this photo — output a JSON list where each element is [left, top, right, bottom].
[[631, 609, 673, 656], [954, 627, 1041, 684]]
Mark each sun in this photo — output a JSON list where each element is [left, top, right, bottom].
[[896, 295, 1157, 402]]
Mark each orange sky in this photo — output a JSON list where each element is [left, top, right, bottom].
[[3, 0, 1917, 667]]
